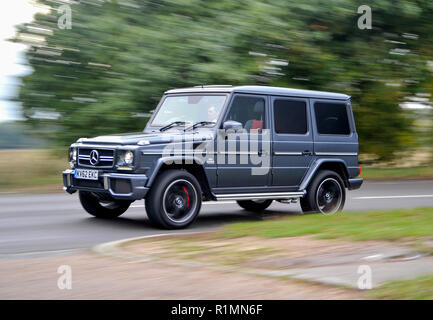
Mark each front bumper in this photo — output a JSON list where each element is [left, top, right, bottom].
[[348, 178, 363, 190], [62, 169, 149, 200]]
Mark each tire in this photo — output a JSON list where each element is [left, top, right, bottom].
[[78, 191, 131, 218], [237, 200, 273, 212], [145, 170, 202, 229], [300, 170, 346, 215]]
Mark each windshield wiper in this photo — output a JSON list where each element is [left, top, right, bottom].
[[184, 121, 215, 131], [159, 121, 187, 132]]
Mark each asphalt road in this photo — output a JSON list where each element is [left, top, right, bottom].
[[1, 179, 432, 256]]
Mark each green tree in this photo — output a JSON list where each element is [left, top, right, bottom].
[[12, 0, 433, 161]]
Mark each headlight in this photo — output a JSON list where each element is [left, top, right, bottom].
[[69, 148, 77, 161], [124, 151, 134, 165], [117, 150, 134, 166]]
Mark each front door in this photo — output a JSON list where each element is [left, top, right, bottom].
[[271, 96, 314, 189], [216, 94, 271, 190]]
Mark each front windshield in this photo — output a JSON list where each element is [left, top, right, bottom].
[[151, 95, 227, 127]]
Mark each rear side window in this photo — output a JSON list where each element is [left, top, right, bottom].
[[314, 102, 351, 135], [273, 99, 307, 134]]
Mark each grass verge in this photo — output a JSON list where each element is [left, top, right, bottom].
[[217, 207, 433, 299], [218, 207, 433, 241], [123, 207, 433, 299], [369, 275, 433, 300]]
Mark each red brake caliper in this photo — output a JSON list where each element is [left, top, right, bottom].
[[182, 186, 190, 207]]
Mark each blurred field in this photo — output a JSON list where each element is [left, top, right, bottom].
[[0, 149, 432, 193], [361, 166, 433, 180], [0, 149, 65, 193]]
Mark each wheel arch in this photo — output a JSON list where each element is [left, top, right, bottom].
[[146, 157, 214, 200], [299, 159, 350, 191]]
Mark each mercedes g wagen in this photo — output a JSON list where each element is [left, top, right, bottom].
[[63, 85, 363, 229]]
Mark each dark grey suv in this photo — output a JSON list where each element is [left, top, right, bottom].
[[63, 85, 363, 229]]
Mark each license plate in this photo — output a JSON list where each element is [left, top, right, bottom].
[[74, 169, 98, 180]]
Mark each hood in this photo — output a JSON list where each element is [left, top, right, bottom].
[[78, 130, 214, 146]]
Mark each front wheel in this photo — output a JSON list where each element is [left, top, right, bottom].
[[237, 199, 273, 212], [79, 191, 131, 218], [300, 170, 345, 215], [145, 170, 202, 229]]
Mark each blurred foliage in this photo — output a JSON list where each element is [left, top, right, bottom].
[[11, 0, 433, 160], [0, 121, 47, 149]]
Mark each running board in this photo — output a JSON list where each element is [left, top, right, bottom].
[[214, 191, 305, 201]]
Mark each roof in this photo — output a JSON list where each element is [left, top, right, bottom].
[[165, 85, 350, 100]]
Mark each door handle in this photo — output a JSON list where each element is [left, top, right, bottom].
[[302, 150, 313, 156]]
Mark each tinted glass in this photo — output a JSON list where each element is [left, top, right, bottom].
[[274, 99, 307, 134], [314, 102, 350, 135], [225, 96, 266, 132]]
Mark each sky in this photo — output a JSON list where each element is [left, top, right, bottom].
[[0, 0, 48, 122]]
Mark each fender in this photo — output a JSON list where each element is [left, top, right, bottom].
[[299, 158, 350, 191], [145, 156, 206, 187]]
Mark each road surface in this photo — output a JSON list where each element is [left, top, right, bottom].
[[1, 179, 432, 256]]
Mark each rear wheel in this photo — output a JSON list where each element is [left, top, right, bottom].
[[145, 170, 202, 229], [78, 191, 131, 218], [301, 170, 345, 215], [237, 199, 273, 212]]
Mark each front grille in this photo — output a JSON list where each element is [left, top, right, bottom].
[[78, 148, 114, 168]]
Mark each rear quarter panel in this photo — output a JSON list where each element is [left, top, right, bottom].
[[309, 98, 359, 179]]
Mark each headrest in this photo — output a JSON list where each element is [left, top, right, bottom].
[[253, 100, 264, 113]]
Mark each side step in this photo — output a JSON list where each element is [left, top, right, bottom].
[[214, 191, 305, 201]]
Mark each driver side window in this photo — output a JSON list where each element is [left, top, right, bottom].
[[224, 96, 266, 132]]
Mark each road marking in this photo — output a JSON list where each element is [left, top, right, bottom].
[[129, 194, 433, 207], [369, 180, 433, 185], [130, 204, 143, 208], [353, 194, 433, 200], [204, 201, 236, 205], [361, 254, 384, 261], [129, 195, 433, 207], [131, 201, 236, 208]]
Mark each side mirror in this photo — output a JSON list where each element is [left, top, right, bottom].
[[223, 120, 243, 131]]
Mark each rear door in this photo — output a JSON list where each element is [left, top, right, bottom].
[[271, 96, 314, 189]]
